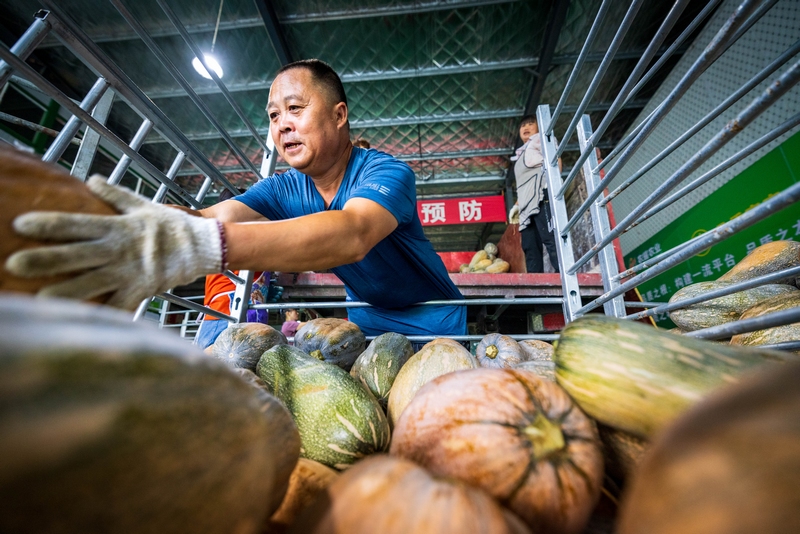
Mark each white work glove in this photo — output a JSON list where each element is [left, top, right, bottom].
[[5, 175, 224, 310], [508, 203, 520, 224]]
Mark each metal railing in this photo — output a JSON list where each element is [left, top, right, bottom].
[[538, 0, 799, 347]]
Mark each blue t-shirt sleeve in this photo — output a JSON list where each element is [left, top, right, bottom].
[[348, 156, 416, 226], [236, 176, 283, 220]]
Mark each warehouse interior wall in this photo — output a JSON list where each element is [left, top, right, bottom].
[[608, 0, 800, 255]]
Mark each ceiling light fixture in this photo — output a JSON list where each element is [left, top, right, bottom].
[[192, 0, 225, 79]]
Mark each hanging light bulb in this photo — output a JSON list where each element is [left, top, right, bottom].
[[192, 0, 225, 79], [192, 54, 223, 79]]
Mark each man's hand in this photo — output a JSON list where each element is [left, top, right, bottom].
[[5, 176, 224, 310]]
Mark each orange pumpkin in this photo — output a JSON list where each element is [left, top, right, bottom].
[[289, 455, 530, 534], [268, 458, 338, 533], [390, 368, 603, 534], [0, 145, 117, 299]]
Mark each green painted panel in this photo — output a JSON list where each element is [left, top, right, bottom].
[[625, 131, 800, 327]]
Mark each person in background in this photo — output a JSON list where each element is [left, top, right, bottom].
[[508, 115, 560, 273], [194, 187, 276, 349], [353, 138, 371, 149], [281, 308, 306, 341], [8, 59, 466, 340]]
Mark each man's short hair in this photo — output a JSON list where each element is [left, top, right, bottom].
[[519, 115, 537, 127], [276, 59, 347, 107]]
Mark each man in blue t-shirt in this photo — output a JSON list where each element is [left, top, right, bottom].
[[8, 59, 466, 338]]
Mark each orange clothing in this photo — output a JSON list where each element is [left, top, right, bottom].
[[203, 271, 262, 320]]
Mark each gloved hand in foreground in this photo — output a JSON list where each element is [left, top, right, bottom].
[[5, 175, 224, 310], [508, 203, 520, 225]]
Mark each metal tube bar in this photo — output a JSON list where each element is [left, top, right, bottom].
[[573, 179, 800, 316], [106, 119, 153, 186], [38, 0, 237, 194], [71, 88, 114, 181], [109, 0, 262, 182], [758, 340, 800, 352], [613, 232, 706, 282], [568, 57, 800, 274], [224, 270, 245, 284], [42, 77, 109, 163], [625, 0, 724, 105], [251, 297, 566, 310], [595, 104, 661, 172], [152, 151, 186, 203], [626, 266, 800, 321], [546, 0, 613, 135], [562, 0, 771, 239], [552, 0, 646, 164], [557, 0, 691, 197], [132, 297, 152, 321], [384, 334, 561, 342], [602, 38, 800, 206], [0, 111, 79, 142], [261, 134, 278, 177], [157, 292, 234, 322], [577, 114, 626, 317], [625, 301, 661, 308], [686, 307, 800, 340], [639, 112, 800, 223], [155, 0, 269, 154], [194, 176, 213, 203], [230, 270, 254, 323], [0, 40, 205, 208], [0, 11, 52, 89]]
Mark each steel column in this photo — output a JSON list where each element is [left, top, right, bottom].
[[152, 151, 187, 203], [230, 270, 254, 324], [43, 77, 109, 163], [71, 88, 115, 180], [107, 119, 154, 186]]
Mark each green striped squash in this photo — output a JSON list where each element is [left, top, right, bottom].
[[256, 345, 390, 470], [730, 292, 800, 349], [554, 315, 798, 438], [350, 332, 414, 409]]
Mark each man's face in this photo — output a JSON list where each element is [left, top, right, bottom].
[[267, 68, 348, 175], [519, 121, 538, 143]]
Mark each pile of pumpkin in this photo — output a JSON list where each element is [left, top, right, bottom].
[[667, 240, 800, 348], [4, 278, 799, 534], [459, 242, 511, 273]]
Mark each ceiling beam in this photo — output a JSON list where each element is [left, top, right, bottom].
[[280, 0, 518, 24], [253, 0, 293, 66], [144, 46, 686, 100], [524, 0, 571, 115]]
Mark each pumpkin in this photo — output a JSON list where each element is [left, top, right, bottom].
[[349, 332, 414, 408], [597, 424, 648, 484], [0, 145, 117, 300], [719, 240, 800, 285], [390, 368, 603, 534], [386, 338, 477, 427], [484, 242, 499, 255], [0, 295, 300, 534], [256, 344, 390, 470], [668, 281, 796, 331], [294, 318, 366, 371], [730, 292, 800, 349], [468, 249, 489, 268], [268, 458, 339, 533], [486, 259, 511, 273], [617, 361, 800, 534], [209, 322, 287, 371], [554, 315, 798, 438], [513, 360, 556, 381], [518, 339, 554, 361], [289, 455, 531, 534], [476, 333, 525, 368]]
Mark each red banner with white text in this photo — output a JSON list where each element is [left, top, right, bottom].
[[417, 195, 507, 226]]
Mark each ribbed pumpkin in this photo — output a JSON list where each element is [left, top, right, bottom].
[[0, 145, 117, 300], [209, 322, 287, 371], [518, 339, 555, 361], [349, 332, 414, 408], [294, 318, 366, 371], [618, 361, 800, 534], [268, 458, 339, 533], [730, 292, 800, 349], [514, 360, 556, 381], [289, 455, 531, 534], [668, 282, 796, 331], [719, 240, 800, 284], [554, 315, 798, 438], [0, 295, 300, 534], [390, 368, 603, 534], [256, 344, 390, 470], [597, 424, 648, 484], [386, 338, 477, 427], [476, 333, 525, 368]]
